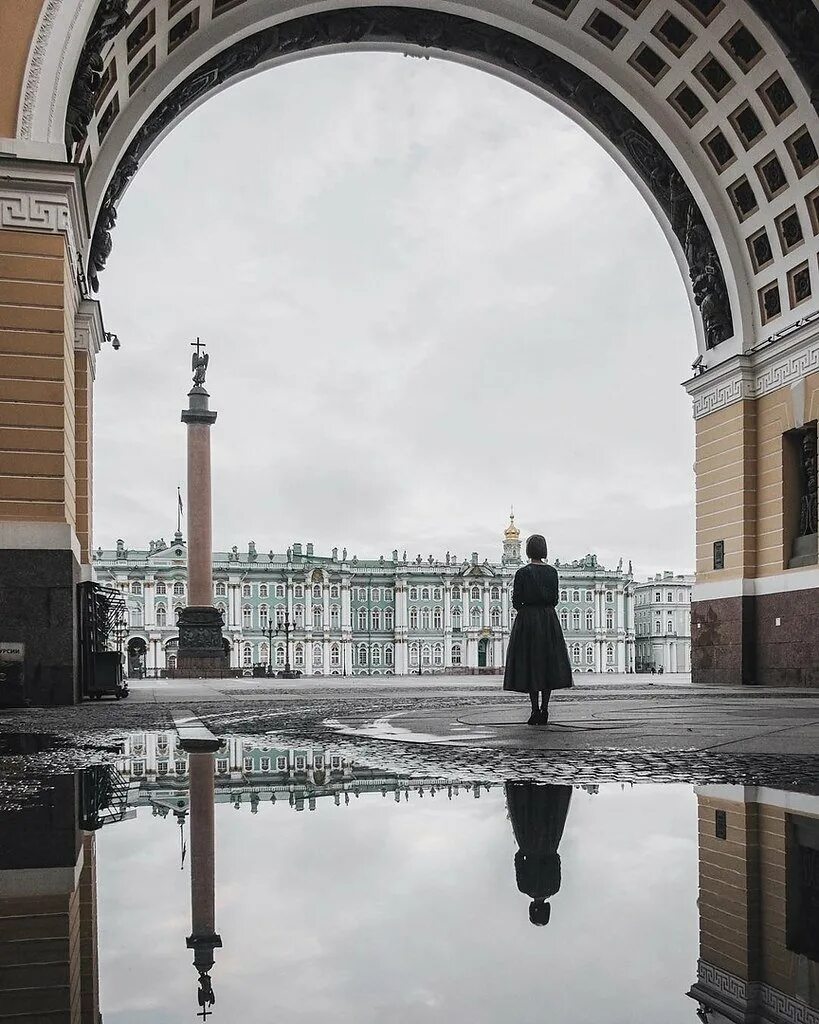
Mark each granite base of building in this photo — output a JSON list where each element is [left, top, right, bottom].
[[692, 589, 819, 687], [176, 606, 227, 679], [0, 548, 81, 706]]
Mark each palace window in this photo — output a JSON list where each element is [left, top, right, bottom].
[[131, 581, 142, 595], [276, 584, 284, 598], [490, 607, 501, 627], [357, 643, 368, 665], [410, 644, 419, 666], [242, 606, 252, 629], [217, 759, 229, 774], [330, 643, 340, 666], [358, 608, 367, 630], [260, 642, 269, 663], [313, 584, 321, 599], [471, 586, 480, 600], [560, 610, 568, 629], [385, 608, 394, 631], [276, 645, 285, 665], [243, 584, 252, 597], [655, 591, 661, 602], [276, 606, 285, 625], [433, 643, 443, 666], [409, 607, 418, 629], [259, 584, 268, 598], [157, 761, 168, 776], [421, 608, 431, 630], [313, 643, 322, 665], [585, 645, 594, 664], [607, 643, 614, 664], [572, 644, 581, 665], [606, 611, 613, 630], [313, 606, 323, 629], [470, 606, 482, 626], [490, 586, 500, 600], [173, 582, 184, 596], [606, 591, 613, 602], [371, 646, 381, 666], [260, 757, 270, 772], [259, 605, 269, 629], [330, 605, 340, 628], [294, 643, 304, 666], [372, 587, 381, 602], [451, 586, 461, 600], [667, 619, 674, 634], [433, 606, 443, 629], [215, 582, 226, 596], [385, 645, 394, 666], [667, 591, 673, 603], [560, 590, 567, 602], [358, 587, 367, 600], [452, 643, 462, 665], [433, 587, 442, 600], [242, 644, 252, 666], [385, 588, 393, 601], [330, 585, 339, 599], [409, 587, 418, 600], [572, 590, 580, 602], [452, 608, 461, 630], [130, 606, 143, 627], [585, 611, 594, 630], [422, 644, 432, 666], [156, 604, 167, 626], [294, 585, 303, 598], [372, 609, 381, 630], [156, 581, 166, 595], [655, 620, 662, 633], [585, 591, 593, 602], [572, 610, 581, 630], [121, 582, 130, 593], [294, 605, 304, 627], [276, 756, 287, 771], [421, 587, 430, 600]]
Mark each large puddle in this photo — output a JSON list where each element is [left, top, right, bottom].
[[0, 732, 817, 1022]]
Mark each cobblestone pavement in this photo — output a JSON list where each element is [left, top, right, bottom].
[[1, 680, 818, 789]]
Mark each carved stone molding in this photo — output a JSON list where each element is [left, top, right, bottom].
[[686, 322, 819, 417], [82, 5, 734, 348], [74, 297, 106, 378], [0, 159, 88, 260], [692, 960, 819, 1024], [18, 0, 64, 139]]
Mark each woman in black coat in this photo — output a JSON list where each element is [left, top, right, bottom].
[[505, 782, 572, 926], [503, 534, 572, 724]]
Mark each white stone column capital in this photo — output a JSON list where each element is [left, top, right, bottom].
[[0, 158, 89, 262]]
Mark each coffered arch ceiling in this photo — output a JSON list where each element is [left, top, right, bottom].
[[17, 0, 819, 359]]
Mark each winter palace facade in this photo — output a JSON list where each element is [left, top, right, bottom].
[[93, 516, 639, 677]]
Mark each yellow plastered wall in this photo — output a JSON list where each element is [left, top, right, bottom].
[[695, 401, 757, 582], [0, 230, 76, 529], [0, 1, 44, 139], [74, 351, 92, 563]]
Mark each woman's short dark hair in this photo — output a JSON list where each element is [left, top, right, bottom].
[[526, 534, 548, 561], [529, 900, 551, 927]]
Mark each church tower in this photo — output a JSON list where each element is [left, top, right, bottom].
[[502, 509, 522, 565]]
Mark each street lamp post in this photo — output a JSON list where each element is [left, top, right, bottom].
[[264, 619, 274, 677], [274, 610, 298, 679]]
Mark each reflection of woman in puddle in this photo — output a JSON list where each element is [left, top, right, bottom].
[[505, 782, 572, 926]]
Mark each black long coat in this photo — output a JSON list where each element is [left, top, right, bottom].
[[503, 563, 573, 693], [505, 783, 572, 899]]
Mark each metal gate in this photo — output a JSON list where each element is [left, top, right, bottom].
[[77, 581, 127, 699]]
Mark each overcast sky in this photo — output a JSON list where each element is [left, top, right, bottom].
[[96, 53, 696, 577]]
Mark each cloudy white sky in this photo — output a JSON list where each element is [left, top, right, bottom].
[[96, 52, 696, 577]]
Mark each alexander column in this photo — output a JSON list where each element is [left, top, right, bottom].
[[177, 340, 227, 677]]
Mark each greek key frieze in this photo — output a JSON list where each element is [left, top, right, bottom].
[[0, 192, 70, 233]]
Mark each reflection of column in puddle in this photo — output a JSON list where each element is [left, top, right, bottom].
[[0, 773, 99, 1023], [184, 748, 222, 1017], [688, 786, 819, 1023], [504, 782, 572, 927]]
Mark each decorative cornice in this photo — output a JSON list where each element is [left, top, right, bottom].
[[691, 960, 819, 1024], [0, 158, 89, 262], [685, 323, 819, 418], [18, 0, 64, 140], [74, 297, 105, 378]]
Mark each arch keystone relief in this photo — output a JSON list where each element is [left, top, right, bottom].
[[73, 6, 734, 348]]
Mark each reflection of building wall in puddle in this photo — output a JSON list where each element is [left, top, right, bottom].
[[689, 786, 819, 1024], [0, 776, 99, 1024]]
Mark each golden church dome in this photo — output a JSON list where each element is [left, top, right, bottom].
[[504, 510, 520, 540]]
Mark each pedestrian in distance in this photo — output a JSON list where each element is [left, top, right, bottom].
[[503, 534, 573, 725]]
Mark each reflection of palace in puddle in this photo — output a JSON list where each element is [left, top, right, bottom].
[[119, 731, 495, 814], [689, 785, 819, 1024]]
